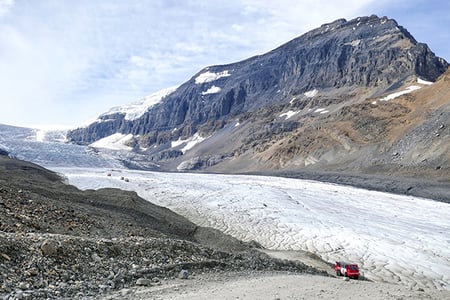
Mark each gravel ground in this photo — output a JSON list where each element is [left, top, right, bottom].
[[104, 272, 450, 300], [259, 170, 450, 203], [0, 232, 321, 299]]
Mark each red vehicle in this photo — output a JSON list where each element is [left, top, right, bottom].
[[334, 261, 360, 279]]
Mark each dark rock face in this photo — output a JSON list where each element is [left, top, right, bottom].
[[67, 15, 448, 158]]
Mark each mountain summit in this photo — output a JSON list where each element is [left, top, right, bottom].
[[67, 15, 449, 178]]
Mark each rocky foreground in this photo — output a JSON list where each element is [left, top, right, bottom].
[[0, 232, 321, 299], [0, 154, 323, 299]]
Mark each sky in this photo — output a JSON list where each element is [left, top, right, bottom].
[[0, 0, 449, 129]]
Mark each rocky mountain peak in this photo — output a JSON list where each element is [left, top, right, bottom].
[[311, 15, 399, 35], [67, 15, 449, 175]]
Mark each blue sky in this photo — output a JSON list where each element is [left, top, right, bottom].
[[0, 0, 449, 128]]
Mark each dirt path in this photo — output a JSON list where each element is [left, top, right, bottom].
[[103, 272, 450, 300], [102, 250, 450, 299]]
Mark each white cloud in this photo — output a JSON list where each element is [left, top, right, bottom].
[[235, 0, 379, 53], [175, 42, 205, 54], [0, 0, 447, 127], [0, 0, 13, 17], [231, 24, 244, 32], [130, 56, 151, 68]]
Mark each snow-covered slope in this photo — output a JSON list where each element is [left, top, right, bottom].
[[57, 167, 450, 291], [90, 133, 134, 151], [0, 124, 164, 170], [0, 124, 121, 168], [98, 86, 178, 121]]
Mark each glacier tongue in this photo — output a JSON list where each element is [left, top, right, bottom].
[[58, 167, 450, 291]]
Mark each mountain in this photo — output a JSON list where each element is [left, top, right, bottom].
[[67, 15, 449, 178]]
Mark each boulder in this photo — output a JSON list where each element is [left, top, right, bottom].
[[136, 278, 152, 286], [40, 239, 59, 256], [178, 269, 189, 279]]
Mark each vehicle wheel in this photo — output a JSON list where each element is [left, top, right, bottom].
[[344, 272, 348, 277], [336, 270, 341, 276]]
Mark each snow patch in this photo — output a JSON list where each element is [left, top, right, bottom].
[[379, 86, 421, 101], [90, 133, 134, 151], [304, 89, 318, 98], [171, 133, 206, 154], [182, 133, 206, 153], [35, 130, 47, 142], [202, 85, 222, 95], [171, 139, 184, 148], [32, 128, 68, 143], [102, 86, 178, 121], [314, 108, 329, 114], [279, 111, 299, 120], [195, 70, 231, 84], [417, 78, 433, 85]]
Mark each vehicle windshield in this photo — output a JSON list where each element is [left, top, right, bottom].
[[348, 265, 358, 270]]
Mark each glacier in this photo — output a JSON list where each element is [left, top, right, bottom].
[[55, 167, 450, 291]]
